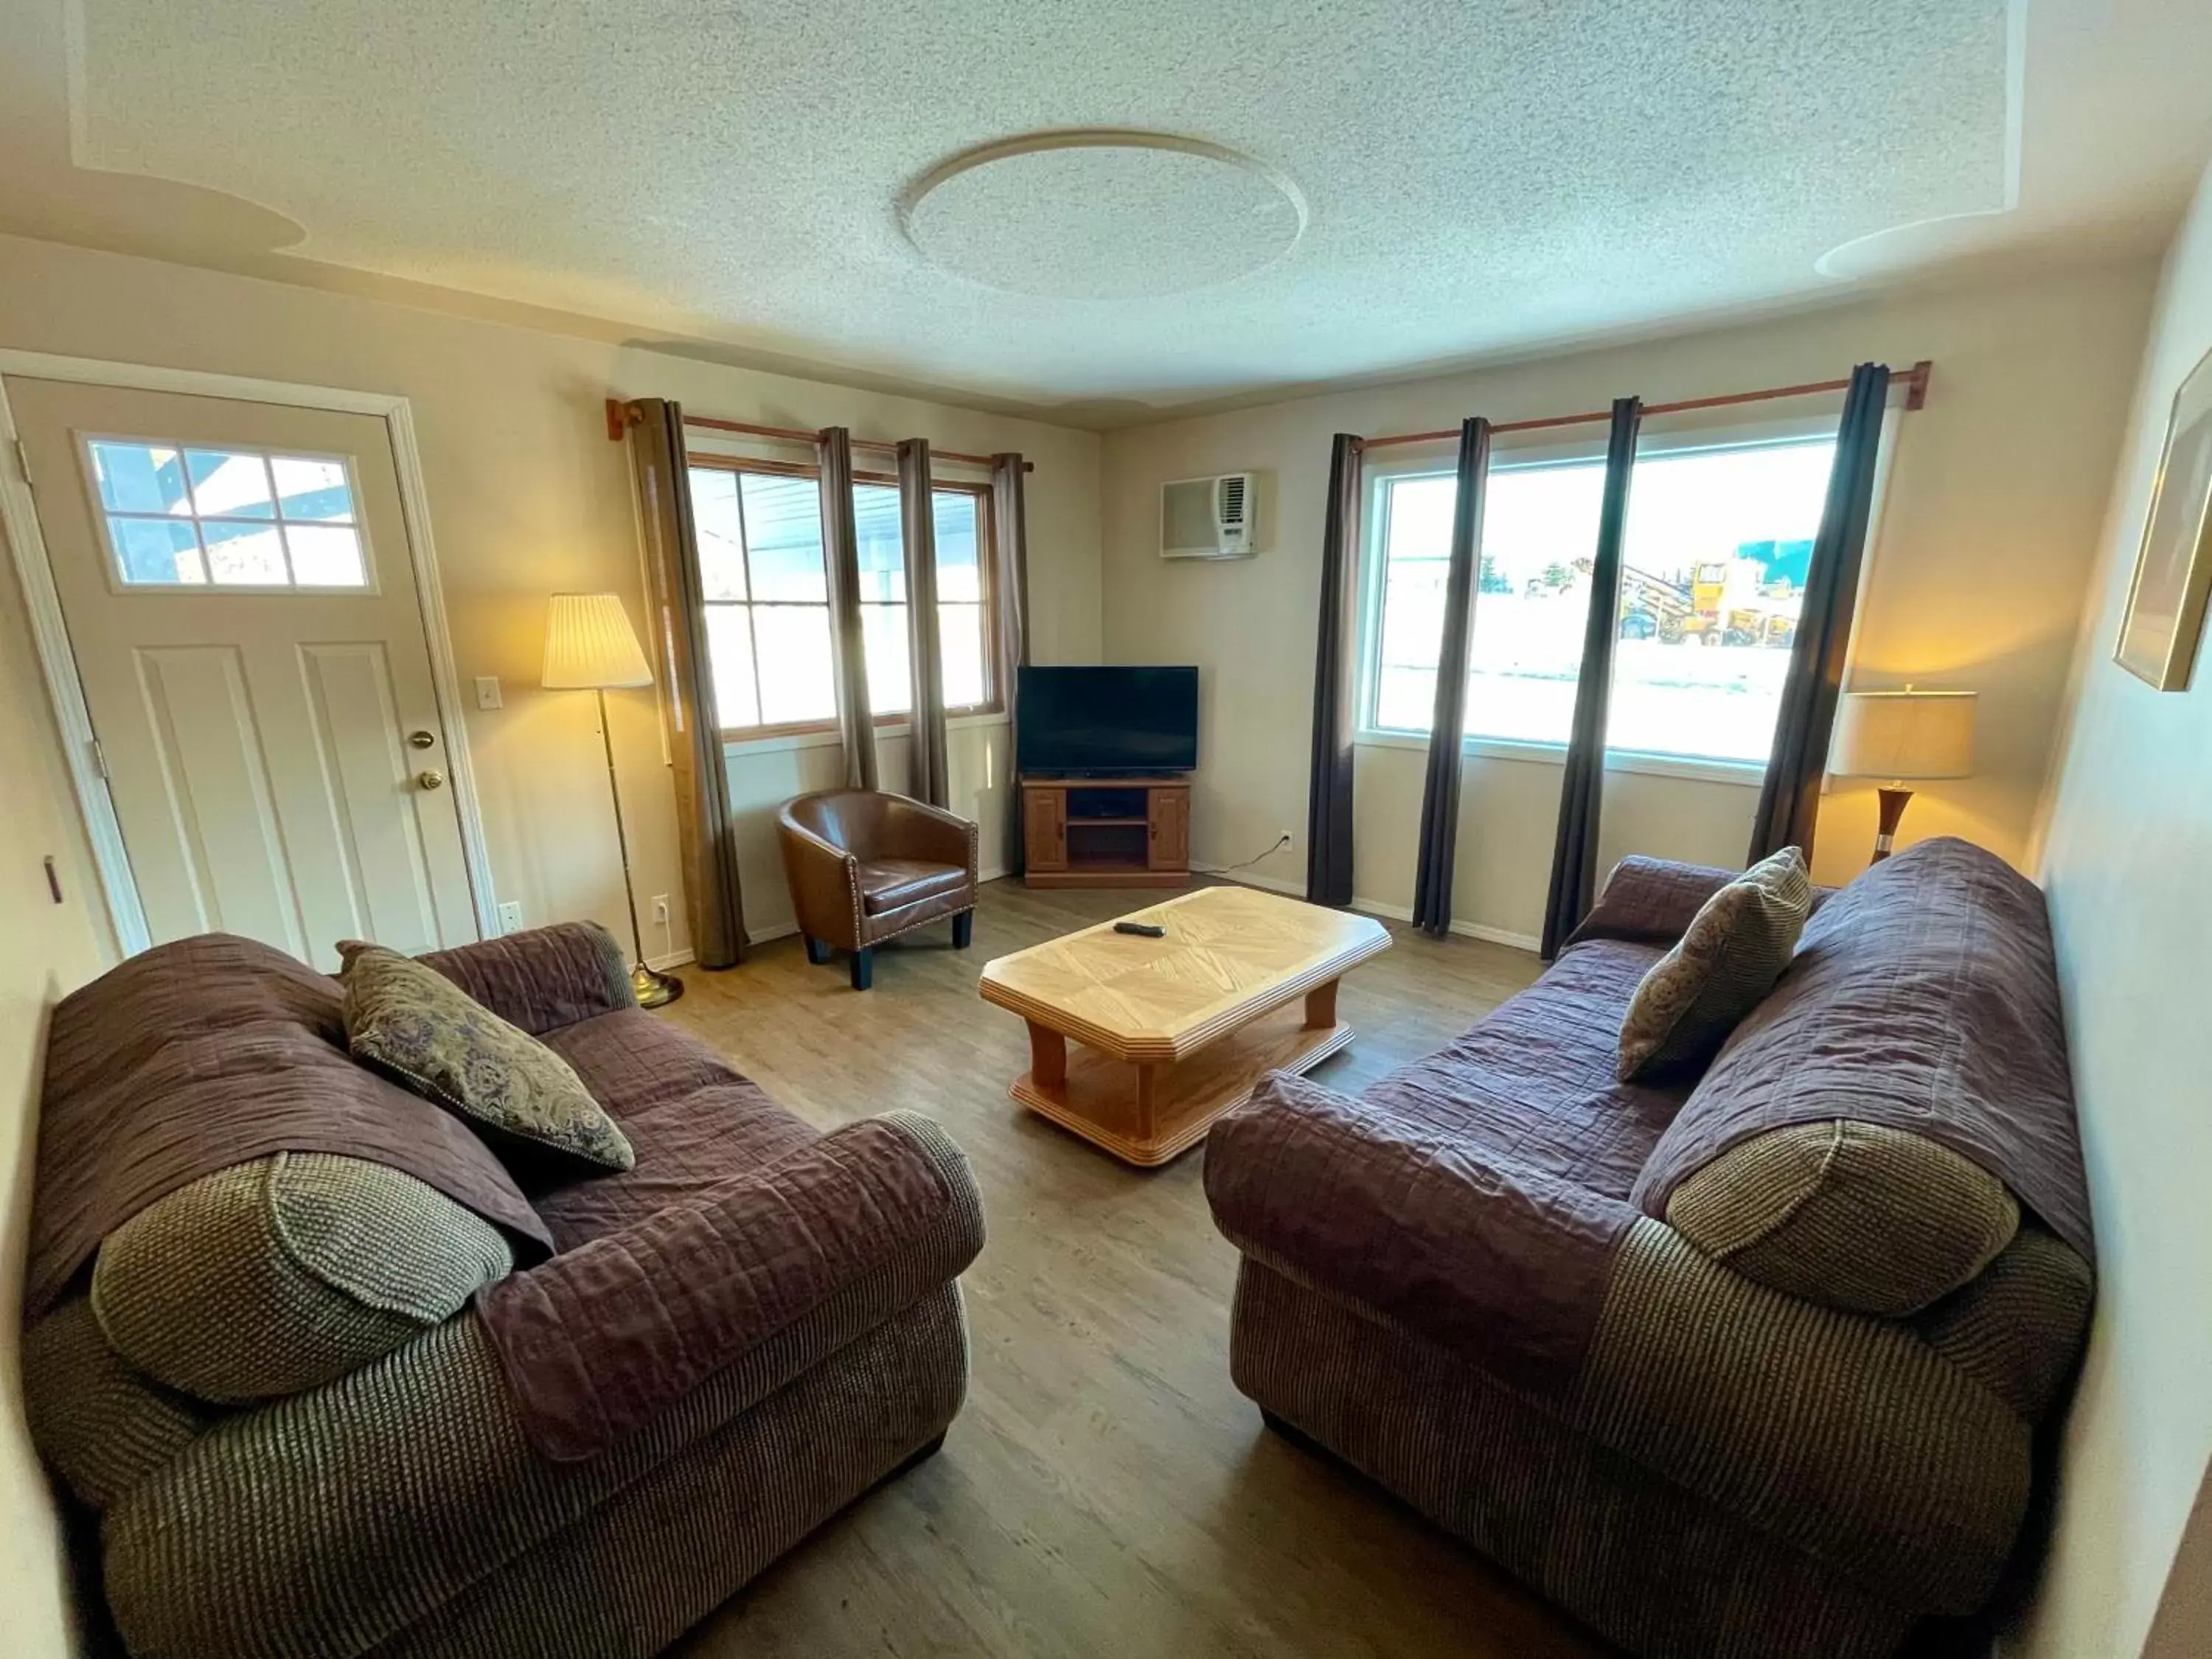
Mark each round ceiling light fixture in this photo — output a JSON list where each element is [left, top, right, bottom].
[[899, 129, 1307, 299]]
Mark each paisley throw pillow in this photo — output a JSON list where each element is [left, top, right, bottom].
[[341, 943, 634, 1173], [1616, 846, 1810, 1082]]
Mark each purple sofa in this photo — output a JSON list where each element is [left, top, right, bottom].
[[1204, 838, 2095, 1659]]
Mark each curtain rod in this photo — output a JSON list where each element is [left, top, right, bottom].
[[1360, 360, 1932, 451], [604, 398, 1030, 470]]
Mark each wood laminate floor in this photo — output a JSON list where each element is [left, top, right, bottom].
[[659, 876, 1610, 1659]]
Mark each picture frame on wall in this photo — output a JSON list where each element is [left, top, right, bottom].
[[2116, 344, 2212, 691]]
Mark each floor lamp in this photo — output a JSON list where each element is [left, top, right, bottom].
[[542, 592, 683, 1007]]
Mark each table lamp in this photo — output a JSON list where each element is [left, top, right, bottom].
[[542, 592, 681, 1006], [1831, 686, 1977, 863]]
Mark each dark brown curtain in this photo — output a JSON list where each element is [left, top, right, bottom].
[[993, 452, 1031, 874], [1306, 434, 1365, 907], [897, 439, 950, 807], [1411, 418, 1492, 937], [625, 398, 746, 967], [815, 427, 877, 790], [1540, 397, 1642, 959], [1748, 361, 1892, 865]]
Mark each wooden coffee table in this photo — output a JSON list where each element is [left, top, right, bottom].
[[977, 885, 1391, 1166]]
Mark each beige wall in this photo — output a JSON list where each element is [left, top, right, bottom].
[[2011, 154, 2212, 1659], [0, 532, 108, 1659], [1099, 262, 2155, 931], [0, 232, 1103, 970], [0, 230, 1102, 1652]]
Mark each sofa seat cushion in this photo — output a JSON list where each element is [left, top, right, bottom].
[[1666, 1120, 2019, 1316], [1617, 846, 1810, 1082], [1368, 937, 1697, 1203], [342, 944, 636, 1176], [858, 858, 968, 915], [89, 1152, 514, 1402], [531, 1009, 818, 1251], [22, 1298, 211, 1511]]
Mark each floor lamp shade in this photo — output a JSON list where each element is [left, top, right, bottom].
[[543, 593, 653, 690], [1831, 687, 1976, 861]]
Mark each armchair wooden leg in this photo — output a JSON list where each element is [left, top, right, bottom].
[[849, 947, 874, 991], [953, 910, 974, 950], [804, 935, 832, 966]]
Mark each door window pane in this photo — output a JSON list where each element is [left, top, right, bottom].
[[269, 455, 355, 521], [186, 450, 276, 518], [201, 520, 290, 585], [85, 437, 370, 591], [110, 516, 205, 584], [90, 440, 192, 515], [287, 524, 367, 587]]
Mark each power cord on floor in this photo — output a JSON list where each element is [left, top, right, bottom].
[[1215, 833, 1293, 873]]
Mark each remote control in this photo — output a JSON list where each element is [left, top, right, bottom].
[[1113, 921, 1166, 938]]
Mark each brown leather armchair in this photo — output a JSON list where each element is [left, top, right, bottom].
[[777, 790, 979, 990]]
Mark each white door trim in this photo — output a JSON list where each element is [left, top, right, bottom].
[[0, 350, 499, 953]]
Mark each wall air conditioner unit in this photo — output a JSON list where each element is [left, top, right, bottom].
[[1161, 472, 1259, 560]]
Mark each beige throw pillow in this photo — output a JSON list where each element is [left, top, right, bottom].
[[341, 943, 635, 1174], [1616, 847, 1810, 1082]]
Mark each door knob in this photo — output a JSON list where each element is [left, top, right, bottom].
[[408, 729, 437, 749], [416, 768, 446, 790]]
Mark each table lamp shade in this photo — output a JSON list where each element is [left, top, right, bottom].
[[1832, 689, 1977, 780], [543, 593, 653, 690]]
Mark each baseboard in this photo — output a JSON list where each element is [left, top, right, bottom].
[[646, 947, 695, 971], [740, 870, 1004, 953], [1194, 866, 1539, 954], [1192, 863, 1304, 898]]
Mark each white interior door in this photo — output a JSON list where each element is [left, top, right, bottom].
[[6, 377, 479, 967]]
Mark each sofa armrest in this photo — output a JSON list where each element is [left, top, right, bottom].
[[100, 1112, 982, 1659], [1573, 1220, 2030, 1612], [416, 921, 636, 1035], [477, 1110, 985, 1461], [1561, 855, 1740, 950], [880, 795, 979, 874], [777, 817, 863, 950], [1206, 1071, 1641, 1400]]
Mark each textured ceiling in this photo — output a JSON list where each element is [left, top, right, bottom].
[[61, 0, 2011, 411]]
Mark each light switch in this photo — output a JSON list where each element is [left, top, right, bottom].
[[475, 675, 503, 710]]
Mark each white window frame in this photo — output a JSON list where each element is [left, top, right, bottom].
[[1352, 408, 1900, 786], [675, 436, 1011, 755]]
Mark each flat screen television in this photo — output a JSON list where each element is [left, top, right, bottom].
[[1017, 665, 1199, 776]]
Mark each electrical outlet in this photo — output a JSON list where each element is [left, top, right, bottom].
[[496, 900, 524, 933], [475, 675, 503, 711], [1278, 830, 1295, 852], [650, 894, 669, 926]]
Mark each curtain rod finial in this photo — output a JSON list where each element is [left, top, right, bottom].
[[605, 398, 630, 442], [1902, 361, 1931, 411]]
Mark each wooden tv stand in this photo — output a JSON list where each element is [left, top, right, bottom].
[[1022, 776, 1189, 889]]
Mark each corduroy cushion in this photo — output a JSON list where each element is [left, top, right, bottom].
[[22, 1297, 210, 1511], [341, 942, 635, 1175], [1615, 846, 1810, 1082], [91, 1152, 515, 1402], [1666, 1120, 2019, 1317]]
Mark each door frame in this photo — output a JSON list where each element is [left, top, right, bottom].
[[0, 350, 500, 954]]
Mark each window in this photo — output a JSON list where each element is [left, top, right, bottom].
[[1367, 437, 1838, 765], [685, 460, 997, 738], [84, 438, 369, 590]]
